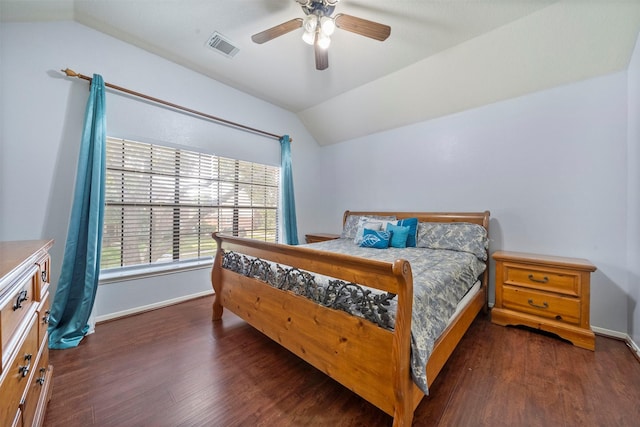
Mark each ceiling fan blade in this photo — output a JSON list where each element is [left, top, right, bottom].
[[315, 43, 329, 71], [251, 18, 303, 44], [334, 13, 390, 41]]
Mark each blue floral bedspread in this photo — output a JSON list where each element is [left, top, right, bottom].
[[221, 238, 485, 394]]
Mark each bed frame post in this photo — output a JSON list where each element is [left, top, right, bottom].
[[211, 232, 224, 321], [391, 259, 414, 427], [481, 210, 490, 313]]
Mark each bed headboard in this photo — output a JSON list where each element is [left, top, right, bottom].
[[342, 210, 491, 297], [342, 210, 490, 229]]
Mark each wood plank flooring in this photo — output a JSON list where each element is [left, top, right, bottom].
[[43, 296, 640, 426]]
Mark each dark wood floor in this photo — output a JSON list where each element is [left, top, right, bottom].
[[43, 296, 640, 427]]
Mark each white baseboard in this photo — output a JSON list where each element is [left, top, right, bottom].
[[591, 325, 628, 340], [95, 289, 214, 324], [627, 335, 640, 360], [592, 326, 640, 360]]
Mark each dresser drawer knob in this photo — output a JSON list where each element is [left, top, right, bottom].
[[527, 274, 549, 284], [19, 353, 33, 377], [42, 270, 48, 282], [43, 310, 51, 324], [527, 299, 549, 310], [36, 367, 47, 385], [13, 290, 28, 310]]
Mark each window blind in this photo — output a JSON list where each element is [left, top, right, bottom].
[[101, 137, 279, 271]]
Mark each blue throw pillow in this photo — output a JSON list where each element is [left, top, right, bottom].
[[359, 228, 391, 249], [398, 218, 419, 247], [386, 223, 410, 248]]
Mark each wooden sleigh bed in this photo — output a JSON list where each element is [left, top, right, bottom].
[[210, 211, 490, 426]]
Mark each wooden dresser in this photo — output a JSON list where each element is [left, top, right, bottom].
[[491, 250, 596, 351], [0, 240, 54, 427]]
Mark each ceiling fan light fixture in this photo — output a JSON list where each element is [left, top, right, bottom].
[[320, 16, 335, 36], [302, 30, 315, 45], [303, 14, 317, 33], [317, 32, 331, 49], [251, 0, 389, 70]]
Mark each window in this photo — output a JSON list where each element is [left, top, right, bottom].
[[101, 137, 279, 272]]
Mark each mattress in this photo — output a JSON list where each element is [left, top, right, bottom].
[[449, 279, 481, 326]]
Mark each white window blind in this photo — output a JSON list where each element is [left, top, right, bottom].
[[101, 137, 279, 271]]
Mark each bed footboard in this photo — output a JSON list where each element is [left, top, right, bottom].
[[211, 233, 416, 425]]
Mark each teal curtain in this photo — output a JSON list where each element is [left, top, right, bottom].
[[49, 74, 107, 349], [280, 135, 299, 245]]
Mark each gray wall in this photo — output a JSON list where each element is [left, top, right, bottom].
[[317, 70, 633, 335]]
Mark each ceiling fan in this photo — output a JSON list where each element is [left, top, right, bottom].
[[251, 0, 391, 70]]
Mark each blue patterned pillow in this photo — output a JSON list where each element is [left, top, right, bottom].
[[386, 223, 410, 248], [397, 218, 418, 247], [359, 229, 391, 249], [417, 222, 488, 260]]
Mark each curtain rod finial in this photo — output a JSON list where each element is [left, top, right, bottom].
[[61, 68, 78, 77]]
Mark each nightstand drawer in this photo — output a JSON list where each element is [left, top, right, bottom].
[[502, 286, 581, 325], [503, 264, 580, 297]]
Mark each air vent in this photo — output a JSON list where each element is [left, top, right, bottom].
[[206, 32, 239, 58]]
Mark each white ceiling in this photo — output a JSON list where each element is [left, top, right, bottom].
[[2, 0, 640, 145]]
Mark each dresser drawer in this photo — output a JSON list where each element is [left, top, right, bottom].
[[502, 286, 581, 325], [502, 264, 581, 297], [1, 270, 37, 351], [37, 291, 51, 351], [21, 343, 50, 427], [34, 254, 50, 302], [9, 410, 20, 427], [0, 314, 38, 427]]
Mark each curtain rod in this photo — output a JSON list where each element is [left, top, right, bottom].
[[61, 68, 289, 142]]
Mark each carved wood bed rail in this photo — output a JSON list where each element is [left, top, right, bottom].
[[210, 211, 490, 426]]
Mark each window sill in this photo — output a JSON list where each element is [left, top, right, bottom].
[[99, 258, 214, 284]]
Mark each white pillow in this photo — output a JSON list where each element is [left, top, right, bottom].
[[341, 214, 397, 239], [354, 219, 381, 245], [353, 218, 398, 245]]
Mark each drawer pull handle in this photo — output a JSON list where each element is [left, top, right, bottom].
[[42, 270, 47, 282], [13, 290, 28, 310], [528, 299, 549, 309], [19, 354, 33, 377], [36, 367, 47, 385], [43, 310, 51, 324], [528, 274, 549, 284]]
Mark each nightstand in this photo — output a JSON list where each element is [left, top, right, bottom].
[[305, 233, 340, 244], [491, 250, 597, 350]]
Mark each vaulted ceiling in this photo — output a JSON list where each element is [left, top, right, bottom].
[[3, 0, 640, 145]]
